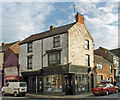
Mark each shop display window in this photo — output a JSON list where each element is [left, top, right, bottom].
[[44, 74, 62, 92], [75, 74, 88, 92]]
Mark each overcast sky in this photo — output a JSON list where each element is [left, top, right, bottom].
[[0, 1, 119, 49]]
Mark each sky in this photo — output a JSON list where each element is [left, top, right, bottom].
[[0, 1, 119, 50]]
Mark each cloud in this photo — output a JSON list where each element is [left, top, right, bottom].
[[2, 2, 54, 43], [74, 2, 118, 49]]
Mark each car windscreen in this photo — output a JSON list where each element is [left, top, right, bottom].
[[96, 83, 106, 87], [19, 83, 27, 87]]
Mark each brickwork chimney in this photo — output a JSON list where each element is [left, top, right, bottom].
[[2, 43, 7, 46], [75, 13, 84, 24], [50, 25, 55, 30]]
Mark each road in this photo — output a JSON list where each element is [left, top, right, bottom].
[[0, 92, 120, 100]]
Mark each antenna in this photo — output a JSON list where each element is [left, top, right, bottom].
[[73, 4, 76, 19]]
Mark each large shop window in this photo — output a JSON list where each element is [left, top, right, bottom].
[[75, 74, 88, 92], [48, 52, 61, 65], [28, 76, 42, 92], [44, 75, 62, 92]]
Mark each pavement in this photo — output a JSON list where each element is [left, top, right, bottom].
[[26, 92, 93, 99]]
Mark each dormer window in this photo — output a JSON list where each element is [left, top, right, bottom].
[[53, 36, 60, 48], [28, 42, 33, 52]]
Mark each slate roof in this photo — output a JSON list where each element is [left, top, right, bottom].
[[95, 47, 116, 57], [20, 22, 76, 45], [94, 55, 113, 65], [110, 48, 120, 57], [0, 41, 20, 54]]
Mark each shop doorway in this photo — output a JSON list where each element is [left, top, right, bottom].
[[65, 74, 73, 95]]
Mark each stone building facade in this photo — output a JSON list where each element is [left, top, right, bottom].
[[19, 13, 94, 95]]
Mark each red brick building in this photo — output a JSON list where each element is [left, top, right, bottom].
[[94, 55, 115, 85]]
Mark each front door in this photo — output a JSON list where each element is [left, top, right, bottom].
[[65, 74, 73, 95]]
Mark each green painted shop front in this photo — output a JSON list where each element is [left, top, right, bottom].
[[42, 65, 89, 95]]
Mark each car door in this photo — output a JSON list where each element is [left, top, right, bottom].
[[106, 83, 111, 93], [3, 83, 10, 94], [109, 83, 115, 92]]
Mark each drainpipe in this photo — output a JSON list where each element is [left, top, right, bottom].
[[17, 64, 20, 82], [41, 39, 43, 92]]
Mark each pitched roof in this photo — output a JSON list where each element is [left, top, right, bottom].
[[95, 47, 116, 56], [110, 48, 120, 57], [9, 41, 21, 54], [20, 22, 76, 45], [0, 41, 18, 52], [0, 41, 20, 54], [94, 55, 113, 65]]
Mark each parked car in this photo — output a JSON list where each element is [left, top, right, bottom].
[[92, 82, 118, 96], [1, 82, 27, 97]]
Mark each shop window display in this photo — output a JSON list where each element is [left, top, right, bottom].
[[75, 74, 88, 92], [44, 74, 62, 92]]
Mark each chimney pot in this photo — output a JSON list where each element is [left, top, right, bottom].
[[50, 25, 55, 30], [2, 43, 7, 46], [75, 13, 84, 24]]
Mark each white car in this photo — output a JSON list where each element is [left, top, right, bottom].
[[1, 82, 27, 97]]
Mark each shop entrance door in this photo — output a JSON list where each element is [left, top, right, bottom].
[[65, 74, 73, 95]]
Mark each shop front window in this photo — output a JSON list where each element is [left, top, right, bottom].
[[44, 74, 62, 92], [75, 74, 88, 92]]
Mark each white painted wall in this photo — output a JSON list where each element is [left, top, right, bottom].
[[43, 33, 68, 67]]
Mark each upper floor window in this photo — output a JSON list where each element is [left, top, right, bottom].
[[48, 51, 61, 65], [85, 40, 89, 50], [85, 54, 90, 66], [113, 59, 119, 68], [97, 75, 103, 81], [97, 64, 103, 69], [28, 42, 33, 52], [27, 55, 33, 69], [53, 36, 60, 48], [110, 66, 113, 73]]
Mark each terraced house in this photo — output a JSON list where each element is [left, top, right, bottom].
[[19, 13, 94, 95], [95, 47, 120, 85]]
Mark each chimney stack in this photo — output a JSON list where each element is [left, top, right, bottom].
[[2, 43, 7, 46], [75, 13, 84, 24], [50, 25, 55, 30]]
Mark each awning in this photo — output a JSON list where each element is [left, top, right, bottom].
[[6, 76, 19, 80]]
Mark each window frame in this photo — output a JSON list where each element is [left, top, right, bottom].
[[53, 36, 60, 48], [110, 66, 113, 73], [97, 64, 103, 69], [48, 51, 61, 65], [97, 75, 103, 81], [27, 42, 33, 53], [85, 54, 90, 66], [85, 40, 89, 50], [27, 55, 33, 69]]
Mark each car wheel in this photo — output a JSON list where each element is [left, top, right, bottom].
[[2, 91, 5, 96], [106, 90, 109, 96], [14, 92, 18, 97], [115, 89, 118, 93], [94, 94, 98, 96]]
